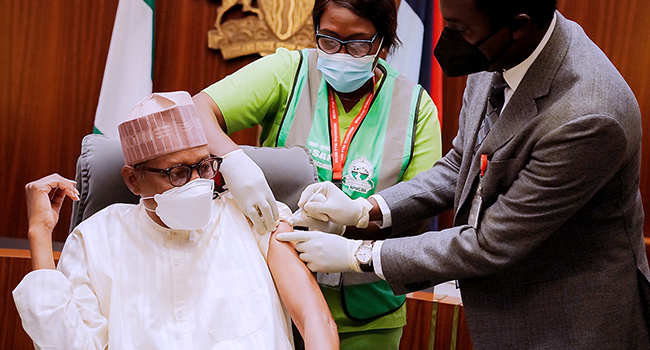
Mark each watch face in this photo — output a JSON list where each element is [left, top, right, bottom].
[[356, 245, 372, 264]]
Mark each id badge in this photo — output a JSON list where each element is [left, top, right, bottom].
[[468, 154, 488, 229], [317, 272, 342, 289], [468, 190, 483, 229]]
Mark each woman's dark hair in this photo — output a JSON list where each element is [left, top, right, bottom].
[[475, 0, 558, 30], [312, 0, 401, 54]]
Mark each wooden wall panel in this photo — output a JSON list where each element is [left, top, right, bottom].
[[152, 0, 262, 146], [0, 0, 259, 244], [1, 255, 42, 350], [400, 292, 473, 350], [1, 0, 119, 243], [437, 0, 650, 265], [0, 251, 60, 350], [1, 0, 648, 271], [556, 0, 650, 238], [1, 0, 649, 347]]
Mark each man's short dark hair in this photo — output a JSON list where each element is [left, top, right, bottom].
[[312, 0, 400, 54], [475, 0, 558, 30]]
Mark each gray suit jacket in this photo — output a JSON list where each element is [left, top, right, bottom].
[[379, 13, 650, 349]]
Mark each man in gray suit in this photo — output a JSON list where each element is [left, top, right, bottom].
[[279, 0, 650, 348]]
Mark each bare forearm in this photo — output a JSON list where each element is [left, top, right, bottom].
[[345, 219, 430, 240], [28, 227, 56, 270], [24, 175, 78, 270], [367, 197, 382, 222], [343, 222, 387, 240], [268, 224, 338, 350], [192, 92, 239, 156]]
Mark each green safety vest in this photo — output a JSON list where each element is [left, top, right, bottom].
[[276, 49, 425, 320]]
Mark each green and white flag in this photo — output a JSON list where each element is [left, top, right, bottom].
[[94, 0, 154, 138]]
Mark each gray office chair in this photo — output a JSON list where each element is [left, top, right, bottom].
[[70, 134, 318, 232]]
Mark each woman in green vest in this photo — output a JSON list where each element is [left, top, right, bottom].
[[193, 0, 442, 348]]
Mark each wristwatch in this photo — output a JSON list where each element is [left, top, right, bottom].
[[355, 240, 375, 272]]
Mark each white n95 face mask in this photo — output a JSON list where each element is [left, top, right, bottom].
[[143, 179, 214, 230], [317, 48, 378, 93]]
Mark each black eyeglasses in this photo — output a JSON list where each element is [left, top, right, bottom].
[[316, 30, 380, 58], [135, 156, 222, 187]]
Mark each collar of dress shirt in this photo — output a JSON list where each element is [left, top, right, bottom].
[[503, 12, 557, 97]]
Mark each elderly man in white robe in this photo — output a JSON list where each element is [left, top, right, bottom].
[[13, 91, 338, 350]]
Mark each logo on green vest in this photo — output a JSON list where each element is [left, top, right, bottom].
[[342, 157, 375, 194]]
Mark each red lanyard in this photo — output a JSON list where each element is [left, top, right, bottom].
[[328, 78, 375, 181]]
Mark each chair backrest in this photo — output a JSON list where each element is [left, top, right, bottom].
[[70, 134, 318, 232]]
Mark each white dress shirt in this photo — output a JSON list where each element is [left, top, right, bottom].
[[370, 14, 558, 279], [13, 193, 293, 350]]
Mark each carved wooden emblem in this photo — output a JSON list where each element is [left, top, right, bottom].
[[209, 0, 316, 59]]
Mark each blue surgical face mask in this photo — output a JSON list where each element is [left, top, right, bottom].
[[316, 44, 381, 93]]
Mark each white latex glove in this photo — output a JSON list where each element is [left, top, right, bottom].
[[219, 149, 279, 234], [298, 181, 372, 228], [276, 230, 362, 273], [290, 208, 346, 235]]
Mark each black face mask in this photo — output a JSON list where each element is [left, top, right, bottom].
[[434, 27, 504, 77]]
